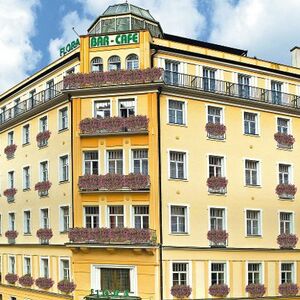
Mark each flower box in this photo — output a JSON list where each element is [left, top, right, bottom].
[[36, 130, 51, 147], [170, 285, 192, 298], [19, 274, 34, 287], [207, 176, 228, 194], [276, 184, 297, 199], [35, 277, 54, 289], [274, 132, 295, 149], [35, 181, 52, 196], [4, 144, 17, 158], [5, 273, 18, 284], [277, 233, 298, 249], [3, 188, 17, 202], [245, 283, 266, 298], [63, 68, 163, 90], [209, 284, 230, 297], [68, 227, 156, 244], [5, 230, 18, 240], [36, 228, 53, 244], [57, 279, 76, 293], [207, 230, 228, 247], [278, 283, 298, 296], [78, 174, 150, 191], [206, 123, 226, 140]]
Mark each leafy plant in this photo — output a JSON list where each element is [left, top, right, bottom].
[[36, 228, 53, 241], [276, 184, 297, 198], [5, 230, 18, 239], [274, 132, 295, 147], [4, 144, 17, 158], [206, 122, 226, 137]]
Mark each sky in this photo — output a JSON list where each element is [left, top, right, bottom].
[[1, 0, 300, 93]]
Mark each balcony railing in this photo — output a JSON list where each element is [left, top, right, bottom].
[[163, 71, 300, 109], [0, 81, 63, 126], [68, 227, 157, 245]]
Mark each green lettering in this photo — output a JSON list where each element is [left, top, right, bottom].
[[60, 47, 65, 57], [75, 38, 80, 47], [116, 34, 121, 44], [121, 34, 128, 44], [66, 44, 71, 52], [132, 33, 138, 43], [104, 36, 109, 46], [127, 33, 133, 43], [90, 37, 97, 47]]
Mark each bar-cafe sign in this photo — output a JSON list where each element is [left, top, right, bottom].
[[60, 38, 80, 57], [85, 289, 140, 300], [90, 32, 139, 48]]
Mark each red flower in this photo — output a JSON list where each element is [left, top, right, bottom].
[[279, 283, 298, 296], [36, 228, 53, 241], [5, 230, 18, 239], [57, 279, 76, 293], [5, 273, 18, 284], [207, 177, 228, 191], [125, 115, 149, 132], [19, 274, 34, 287], [209, 284, 230, 297], [3, 188, 17, 198], [4, 144, 17, 157], [34, 181, 52, 192], [170, 285, 192, 298], [205, 122, 226, 137], [207, 230, 228, 245], [245, 283, 266, 298], [274, 132, 295, 147], [276, 184, 297, 198], [124, 173, 150, 190], [35, 277, 54, 289], [277, 233, 298, 249], [36, 130, 51, 145]]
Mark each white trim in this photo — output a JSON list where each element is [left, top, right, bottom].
[[106, 204, 125, 228], [58, 153, 70, 182], [59, 204, 71, 232], [276, 161, 294, 184], [82, 149, 100, 175], [275, 115, 292, 134], [206, 153, 227, 178], [167, 149, 189, 180], [245, 261, 264, 285], [38, 159, 50, 182], [38, 114, 49, 132], [83, 205, 100, 228], [105, 149, 125, 175], [23, 209, 31, 234], [22, 165, 31, 190], [169, 260, 192, 290], [279, 261, 297, 284], [242, 109, 261, 136], [205, 103, 226, 124], [23, 255, 32, 275], [208, 261, 229, 286], [59, 256, 71, 280], [207, 206, 228, 230], [277, 210, 295, 234], [244, 208, 263, 237], [92, 98, 112, 118], [168, 203, 190, 235], [39, 207, 50, 228], [57, 105, 69, 131], [21, 123, 30, 145], [167, 98, 188, 126], [39, 256, 50, 278], [243, 157, 262, 186], [117, 96, 138, 116]]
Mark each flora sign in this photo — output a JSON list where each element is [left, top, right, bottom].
[[87, 289, 134, 299], [60, 38, 80, 57], [90, 32, 139, 47]]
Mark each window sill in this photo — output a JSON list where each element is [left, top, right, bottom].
[[244, 185, 262, 188], [243, 133, 260, 137], [169, 233, 190, 236], [206, 137, 226, 142], [168, 178, 188, 182], [58, 128, 69, 133], [276, 147, 293, 152], [23, 233, 32, 236], [60, 230, 69, 234], [245, 235, 262, 238], [23, 188, 31, 192], [59, 180, 70, 185], [38, 145, 48, 149], [167, 123, 187, 128], [22, 142, 30, 147]]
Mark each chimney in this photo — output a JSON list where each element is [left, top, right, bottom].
[[290, 46, 300, 68]]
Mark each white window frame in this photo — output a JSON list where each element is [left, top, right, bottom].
[[22, 124, 30, 145], [278, 211, 295, 234], [23, 255, 32, 275], [167, 149, 188, 180], [40, 207, 50, 229], [167, 98, 188, 126], [59, 205, 70, 232], [131, 148, 148, 175], [277, 162, 293, 184], [23, 209, 31, 234], [82, 150, 100, 175], [117, 96, 137, 117], [8, 255, 16, 274], [106, 205, 125, 228], [242, 110, 260, 136], [59, 154, 69, 182], [208, 206, 228, 231], [40, 256, 50, 278], [169, 261, 192, 288], [106, 149, 124, 175], [243, 158, 262, 186], [93, 99, 112, 118], [275, 116, 292, 134], [168, 204, 190, 234], [39, 115, 48, 132], [39, 160, 49, 182], [58, 106, 69, 131], [205, 104, 225, 124], [22, 165, 31, 190], [83, 206, 100, 228], [59, 257, 71, 280], [207, 153, 227, 178], [131, 205, 149, 229], [246, 261, 264, 285], [209, 261, 229, 286], [244, 208, 263, 237], [280, 262, 296, 284]]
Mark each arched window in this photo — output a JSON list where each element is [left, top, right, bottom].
[[91, 57, 103, 72], [126, 54, 139, 70], [108, 55, 121, 71]]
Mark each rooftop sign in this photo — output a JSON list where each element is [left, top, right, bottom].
[[90, 32, 139, 48], [60, 38, 80, 57]]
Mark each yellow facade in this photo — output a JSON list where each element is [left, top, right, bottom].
[[2, 2, 300, 300]]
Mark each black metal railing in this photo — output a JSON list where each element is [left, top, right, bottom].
[[0, 81, 63, 125], [163, 71, 300, 109]]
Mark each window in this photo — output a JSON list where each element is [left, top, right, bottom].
[[91, 57, 103, 72], [8, 131, 14, 145], [23, 166, 30, 190], [66, 67, 75, 75], [39, 116, 48, 132], [10, 297, 16, 300], [281, 263, 294, 283], [119, 99, 135, 117], [40, 209, 49, 229], [277, 118, 290, 134], [271, 80, 283, 104], [208, 156, 224, 178], [245, 160, 260, 186], [133, 206, 149, 229], [59, 155, 69, 182], [107, 150, 123, 174], [170, 205, 187, 234], [211, 263, 226, 285], [22, 124, 30, 145], [8, 171, 14, 188], [169, 151, 186, 180], [238, 74, 250, 98], [45, 79, 54, 100], [23, 211, 31, 234], [8, 213, 15, 230], [29, 89, 36, 108], [23, 257, 31, 275], [279, 164, 291, 184], [132, 149, 148, 175], [168, 100, 185, 125], [60, 206, 70, 232], [247, 263, 262, 284], [165, 60, 180, 85], [126, 54, 139, 70], [84, 206, 99, 228], [60, 259, 70, 280], [280, 212, 293, 234], [100, 268, 131, 292], [9, 256, 16, 274], [207, 106, 223, 124], [59, 107, 68, 130], [108, 206, 124, 228], [108, 55, 121, 71], [94, 100, 111, 118], [172, 263, 188, 286], [246, 210, 261, 236], [40, 161, 48, 182], [40, 258, 49, 278], [210, 208, 226, 230], [203, 68, 216, 91], [83, 151, 99, 175], [244, 112, 258, 135]]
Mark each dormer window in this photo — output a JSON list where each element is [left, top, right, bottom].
[[91, 57, 103, 72], [108, 56, 121, 71]]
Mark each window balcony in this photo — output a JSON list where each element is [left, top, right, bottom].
[[279, 283, 298, 297], [207, 229, 228, 248], [274, 132, 295, 149], [276, 184, 297, 199], [163, 71, 300, 109], [78, 173, 150, 192], [205, 122, 226, 140], [5, 230, 18, 244], [79, 116, 148, 136], [3, 188, 17, 203], [277, 233, 298, 249], [207, 176, 228, 194], [0, 81, 63, 126], [246, 284, 266, 298], [68, 227, 157, 245]]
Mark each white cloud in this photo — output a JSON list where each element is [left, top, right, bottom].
[[208, 0, 300, 65], [48, 0, 206, 61], [0, 0, 41, 93]]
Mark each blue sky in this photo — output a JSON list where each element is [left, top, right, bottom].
[[1, 0, 300, 93]]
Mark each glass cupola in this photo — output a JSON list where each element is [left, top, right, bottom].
[[88, 2, 163, 38]]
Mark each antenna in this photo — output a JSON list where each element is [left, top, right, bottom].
[[72, 27, 80, 38]]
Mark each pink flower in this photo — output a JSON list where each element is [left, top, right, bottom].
[[36, 130, 51, 145], [207, 230, 228, 245], [209, 284, 230, 297], [274, 132, 295, 147], [276, 184, 297, 198], [57, 280, 76, 293], [35, 277, 54, 289], [245, 283, 266, 298], [34, 181, 52, 192], [170, 285, 192, 298], [207, 177, 228, 190], [277, 233, 298, 249], [279, 283, 298, 296], [5, 230, 18, 239], [5, 273, 18, 284], [19, 274, 34, 287], [4, 144, 17, 157], [206, 122, 226, 137], [36, 228, 53, 241], [3, 188, 17, 198]]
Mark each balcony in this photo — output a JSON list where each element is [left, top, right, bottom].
[[78, 174, 150, 192], [79, 116, 148, 136], [207, 176, 228, 194], [68, 227, 156, 245], [0, 81, 63, 127], [276, 184, 297, 199], [163, 71, 300, 109], [207, 229, 228, 248]]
